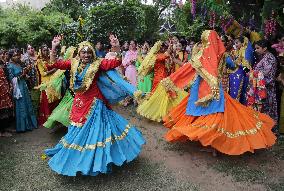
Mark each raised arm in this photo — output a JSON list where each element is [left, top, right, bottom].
[[47, 59, 71, 70], [99, 34, 122, 71], [48, 35, 71, 70], [100, 59, 121, 71]]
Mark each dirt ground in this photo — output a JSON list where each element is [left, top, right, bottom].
[[0, 104, 283, 191]]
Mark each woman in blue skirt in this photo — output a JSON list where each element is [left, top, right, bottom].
[[45, 35, 145, 176]]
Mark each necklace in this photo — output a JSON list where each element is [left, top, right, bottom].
[[77, 63, 87, 74]]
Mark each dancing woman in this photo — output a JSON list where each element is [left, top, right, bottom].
[[228, 36, 254, 104], [161, 30, 276, 155], [36, 44, 65, 126], [43, 46, 76, 129], [45, 35, 145, 176], [136, 41, 187, 122]]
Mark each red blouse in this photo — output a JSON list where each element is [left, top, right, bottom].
[[50, 59, 121, 126], [151, 53, 169, 92]]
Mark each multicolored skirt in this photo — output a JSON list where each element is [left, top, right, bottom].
[[44, 90, 74, 129], [164, 93, 276, 155], [45, 99, 145, 176]]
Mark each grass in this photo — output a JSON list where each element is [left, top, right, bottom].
[[0, 136, 198, 191], [213, 160, 266, 183], [271, 136, 284, 160], [267, 182, 284, 191], [212, 137, 284, 191]]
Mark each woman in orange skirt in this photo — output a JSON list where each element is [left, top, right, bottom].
[[162, 30, 276, 155]]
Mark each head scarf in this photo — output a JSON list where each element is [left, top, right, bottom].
[[164, 30, 226, 107], [190, 30, 226, 105], [77, 41, 96, 59]]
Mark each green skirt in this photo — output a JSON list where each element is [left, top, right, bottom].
[[43, 90, 74, 129], [137, 73, 153, 93]]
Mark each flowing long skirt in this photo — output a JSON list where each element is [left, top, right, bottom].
[[15, 80, 37, 132], [45, 99, 145, 176], [44, 90, 74, 128], [137, 83, 188, 122], [137, 73, 153, 93], [164, 93, 276, 155]]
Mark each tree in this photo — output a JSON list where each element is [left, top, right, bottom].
[[0, 5, 72, 48], [43, 0, 91, 20], [66, 1, 161, 45]]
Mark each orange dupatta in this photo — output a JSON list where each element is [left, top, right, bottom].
[[163, 30, 225, 106]]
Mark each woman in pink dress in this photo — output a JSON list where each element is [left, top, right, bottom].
[[122, 40, 138, 86]]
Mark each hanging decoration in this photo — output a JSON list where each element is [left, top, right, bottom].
[[264, 10, 277, 39], [209, 11, 216, 29], [77, 16, 85, 42], [190, 0, 196, 19], [248, 15, 256, 30]]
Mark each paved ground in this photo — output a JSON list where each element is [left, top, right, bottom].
[[0, 104, 283, 191]]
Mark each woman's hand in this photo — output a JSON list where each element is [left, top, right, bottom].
[[109, 34, 120, 52], [52, 35, 62, 50]]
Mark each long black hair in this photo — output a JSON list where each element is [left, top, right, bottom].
[[255, 39, 277, 57], [8, 48, 21, 61]]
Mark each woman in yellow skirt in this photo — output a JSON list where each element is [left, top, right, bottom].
[[136, 41, 187, 122]]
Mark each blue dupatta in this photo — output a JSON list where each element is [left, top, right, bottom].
[[97, 70, 138, 104]]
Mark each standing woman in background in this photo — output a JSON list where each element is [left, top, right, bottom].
[[7, 49, 37, 132], [253, 40, 278, 134], [122, 40, 138, 87], [0, 53, 13, 137], [136, 42, 153, 93]]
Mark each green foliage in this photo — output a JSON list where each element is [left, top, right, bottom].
[[0, 5, 72, 49], [43, 0, 95, 20], [202, 0, 230, 16], [173, 2, 192, 36], [65, 1, 161, 45]]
